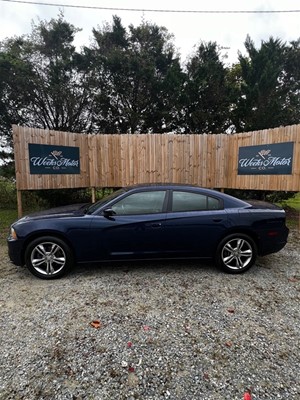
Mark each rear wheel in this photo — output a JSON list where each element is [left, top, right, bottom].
[[25, 236, 73, 279], [216, 234, 257, 273]]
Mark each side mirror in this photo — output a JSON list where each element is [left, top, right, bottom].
[[103, 208, 116, 217]]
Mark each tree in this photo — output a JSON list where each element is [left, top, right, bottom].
[[283, 39, 300, 125], [0, 38, 32, 171], [90, 16, 184, 133], [233, 36, 297, 132], [0, 38, 30, 139], [181, 42, 231, 133], [0, 13, 95, 140]]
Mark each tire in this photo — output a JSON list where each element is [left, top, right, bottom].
[[25, 236, 73, 279], [216, 233, 257, 274]]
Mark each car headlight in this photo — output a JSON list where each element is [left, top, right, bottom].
[[10, 227, 18, 240]]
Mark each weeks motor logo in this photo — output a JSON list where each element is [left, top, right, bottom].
[[238, 142, 294, 175], [29, 144, 80, 175]]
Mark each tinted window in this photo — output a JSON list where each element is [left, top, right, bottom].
[[172, 191, 220, 212], [87, 189, 125, 214], [207, 196, 220, 210], [111, 191, 166, 215]]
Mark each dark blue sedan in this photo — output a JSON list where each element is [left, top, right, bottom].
[[7, 184, 289, 279]]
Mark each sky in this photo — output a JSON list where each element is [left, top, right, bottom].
[[0, 0, 300, 64]]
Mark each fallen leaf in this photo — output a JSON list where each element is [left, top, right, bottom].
[[225, 341, 232, 347], [288, 277, 299, 282], [227, 308, 235, 313], [128, 371, 139, 387], [90, 320, 101, 329]]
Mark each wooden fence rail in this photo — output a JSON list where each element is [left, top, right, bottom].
[[13, 124, 300, 194]]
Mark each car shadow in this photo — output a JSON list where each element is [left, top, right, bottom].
[[69, 258, 216, 279]]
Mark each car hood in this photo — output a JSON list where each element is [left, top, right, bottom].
[[20, 203, 90, 221]]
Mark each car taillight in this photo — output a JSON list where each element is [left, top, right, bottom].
[[267, 230, 279, 237]]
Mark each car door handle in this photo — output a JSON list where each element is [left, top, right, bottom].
[[151, 223, 162, 228], [213, 218, 223, 222]]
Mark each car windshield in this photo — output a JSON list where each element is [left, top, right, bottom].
[[85, 189, 125, 214]]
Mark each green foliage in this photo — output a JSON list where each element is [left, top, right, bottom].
[[91, 16, 184, 133], [0, 208, 18, 243], [0, 12, 94, 146], [0, 159, 14, 179], [1, 13, 300, 141], [35, 188, 92, 207], [182, 42, 231, 133], [35, 187, 114, 207], [283, 39, 300, 125], [0, 174, 113, 211], [0, 177, 16, 208], [225, 189, 297, 204], [0, 38, 30, 146], [0, 177, 49, 210], [233, 36, 300, 131], [280, 192, 300, 211]]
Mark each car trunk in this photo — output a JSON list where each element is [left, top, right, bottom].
[[245, 200, 283, 210]]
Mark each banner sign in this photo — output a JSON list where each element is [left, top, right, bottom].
[[29, 143, 80, 174], [238, 142, 294, 175]]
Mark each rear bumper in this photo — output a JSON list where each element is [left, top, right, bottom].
[[258, 240, 288, 256], [257, 226, 289, 256]]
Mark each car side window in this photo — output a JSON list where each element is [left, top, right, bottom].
[[207, 196, 220, 210], [172, 191, 221, 212], [111, 191, 166, 215]]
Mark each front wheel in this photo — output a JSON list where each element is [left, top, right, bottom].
[[216, 234, 257, 274], [25, 236, 73, 279]]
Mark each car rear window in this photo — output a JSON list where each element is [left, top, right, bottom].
[[172, 191, 221, 212]]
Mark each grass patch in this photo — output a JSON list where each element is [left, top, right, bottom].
[[284, 209, 300, 230], [286, 214, 300, 230], [281, 192, 300, 211], [279, 193, 300, 230], [0, 209, 18, 244]]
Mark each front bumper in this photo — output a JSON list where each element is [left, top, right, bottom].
[[7, 237, 24, 266]]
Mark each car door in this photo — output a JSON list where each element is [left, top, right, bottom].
[[89, 190, 168, 260], [164, 190, 229, 258]]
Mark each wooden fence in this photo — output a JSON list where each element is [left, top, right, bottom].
[[13, 124, 300, 194]]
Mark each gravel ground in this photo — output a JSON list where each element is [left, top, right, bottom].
[[0, 229, 299, 400]]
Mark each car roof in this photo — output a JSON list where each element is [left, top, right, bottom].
[[124, 183, 220, 194], [125, 183, 203, 191]]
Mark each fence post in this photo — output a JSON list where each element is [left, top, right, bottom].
[[17, 190, 23, 219], [91, 187, 96, 203]]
